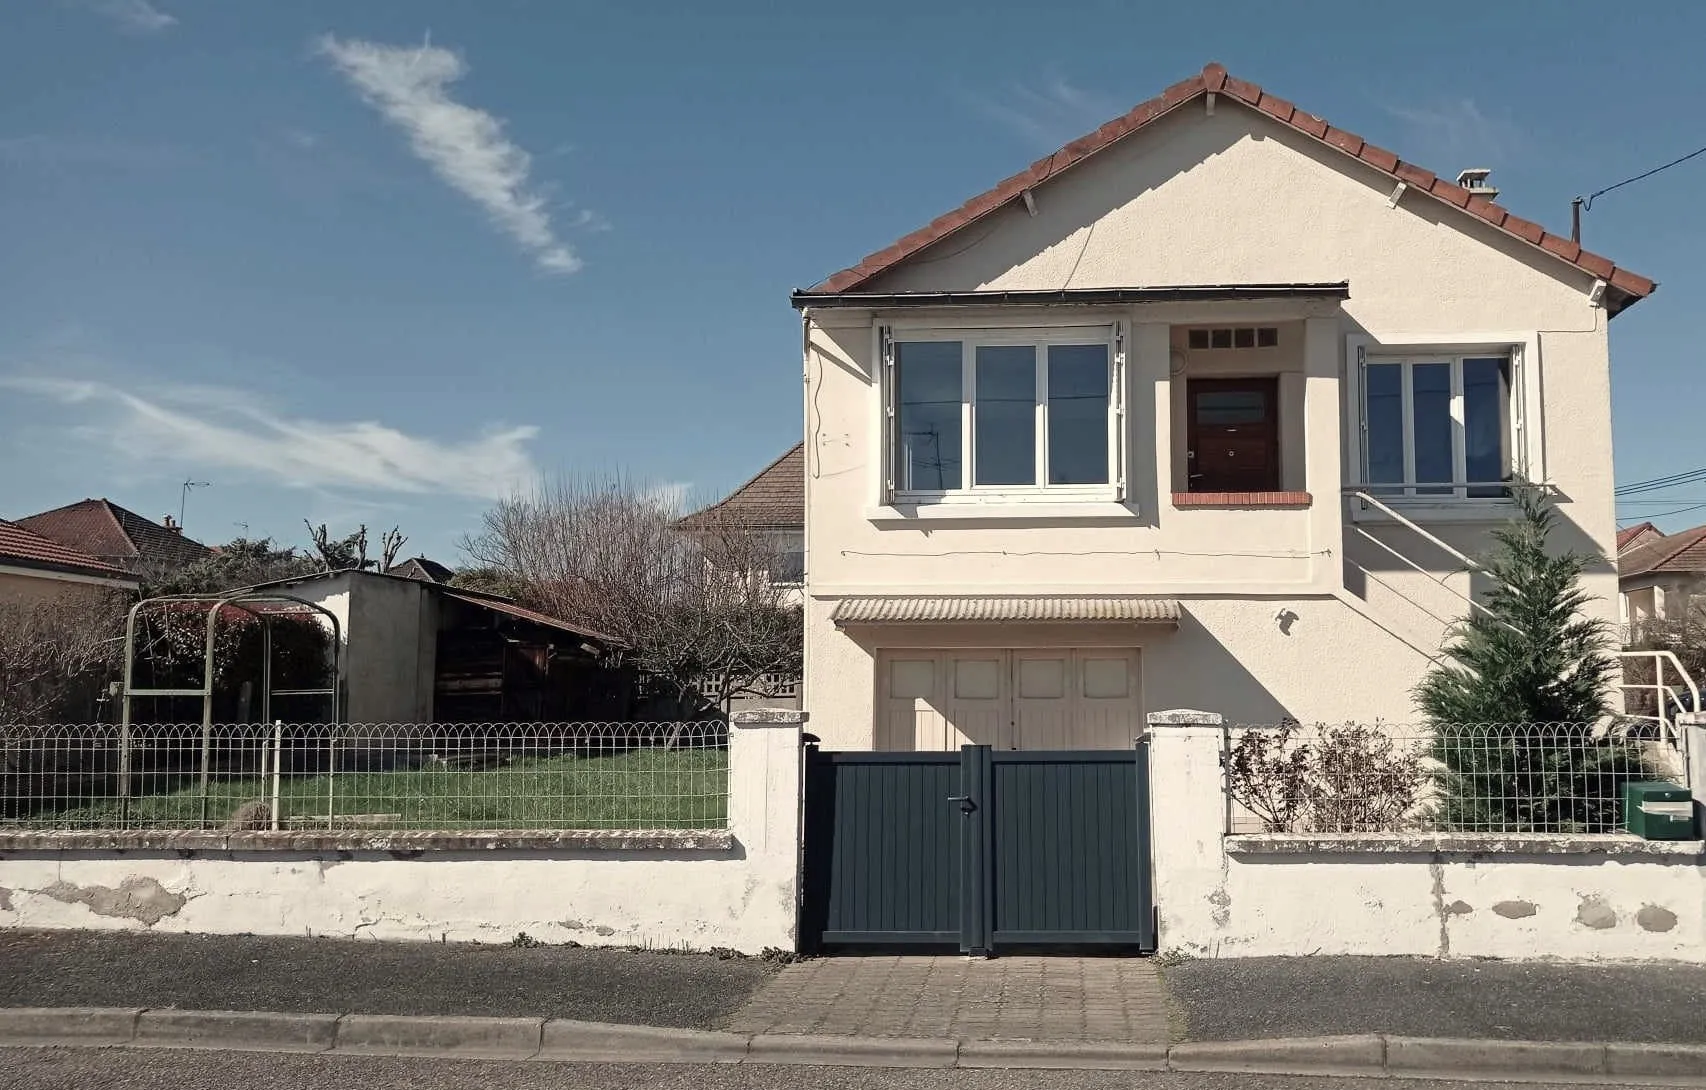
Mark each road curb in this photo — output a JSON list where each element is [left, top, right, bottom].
[[747, 1032, 957, 1068], [1169, 1034, 1386, 1077], [2, 1006, 1706, 1083], [134, 1009, 339, 1053]]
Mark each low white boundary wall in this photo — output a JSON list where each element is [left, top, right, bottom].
[[1150, 715, 1706, 961], [0, 713, 804, 955]]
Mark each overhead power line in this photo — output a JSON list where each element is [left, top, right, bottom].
[[1581, 142, 1706, 211], [1615, 466, 1706, 497]]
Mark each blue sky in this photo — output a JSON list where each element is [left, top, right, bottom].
[[2, 0, 1703, 559]]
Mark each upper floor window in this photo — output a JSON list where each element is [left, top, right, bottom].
[[887, 327, 1122, 502], [1362, 353, 1512, 499]]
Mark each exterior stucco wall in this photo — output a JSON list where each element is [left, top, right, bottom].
[[1151, 723, 1706, 961], [0, 569, 132, 608], [803, 96, 1619, 742], [0, 719, 803, 954], [278, 573, 436, 724]]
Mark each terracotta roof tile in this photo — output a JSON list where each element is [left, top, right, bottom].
[[17, 499, 212, 572], [1619, 524, 1706, 578], [676, 443, 804, 531], [1616, 522, 1662, 554], [810, 62, 1656, 313], [0, 519, 133, 579]]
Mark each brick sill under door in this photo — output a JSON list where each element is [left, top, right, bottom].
[[1173, 491, 1313, 509]]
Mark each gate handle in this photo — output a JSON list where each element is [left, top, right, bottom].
[[946, 795, 978, 815]]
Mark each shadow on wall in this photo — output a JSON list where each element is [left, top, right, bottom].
[[1340, 488, 1614, 661]]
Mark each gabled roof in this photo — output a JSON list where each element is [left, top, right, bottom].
[[0, 518, 135, 581], [812, 62, 1655, 315], [16, 498, 212, 572], [386, 557, 455, 584], [1619, 525, 1706, 579], [1616, 522, 1662, 554], [677, 443, 804, 532]]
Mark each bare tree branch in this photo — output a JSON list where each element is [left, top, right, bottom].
[[461, 473, 802, 710]]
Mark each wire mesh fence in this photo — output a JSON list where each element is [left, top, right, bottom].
[[1223, 722, 1670, 836], [0, 722, 729, 832]]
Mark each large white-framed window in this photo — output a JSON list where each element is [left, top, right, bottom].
[[1347, 335, 1532, 507], [882, 324, 1125, 504]]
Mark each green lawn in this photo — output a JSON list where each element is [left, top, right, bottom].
[[19, 747, 729, 831]]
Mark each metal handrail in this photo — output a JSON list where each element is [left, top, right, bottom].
[[1344, 490, 1494, 575], [1616, 648, 1699, 755], [1347, 524, 1499, 623]]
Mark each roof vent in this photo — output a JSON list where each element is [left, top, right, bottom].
[[1456, 168, 1499, 198]]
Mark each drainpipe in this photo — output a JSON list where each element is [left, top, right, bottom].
[[799, 306, 812, 718]]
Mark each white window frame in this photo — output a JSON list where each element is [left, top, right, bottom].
[[882, 323, 1124, 505], [1344, 332, 1537, 518]]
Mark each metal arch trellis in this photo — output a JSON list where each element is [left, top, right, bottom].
[[119, 592, 344, 824]]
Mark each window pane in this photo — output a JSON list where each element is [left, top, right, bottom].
[[895, 341, 962, 490], [1412, 362, 1453, 493], [1365, 363, 1405, 492], [1195, 390, 1268, 424], [1464, 356, 1509, 497], [1047, 344, 1110, 484], [974, 345, 1036, 486]]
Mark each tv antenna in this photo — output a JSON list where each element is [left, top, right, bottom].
[[179, 479, 210, 530]]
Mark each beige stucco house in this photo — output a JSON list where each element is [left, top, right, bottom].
[[795, 62, 1654, 751], [1618, 524, 1706, 639], [0, 519, 139, 607]]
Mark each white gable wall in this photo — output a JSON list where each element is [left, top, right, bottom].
[[803, 99, 1621, 748]]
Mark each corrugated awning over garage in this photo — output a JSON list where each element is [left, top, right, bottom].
[[830, 596, 1181, 625]]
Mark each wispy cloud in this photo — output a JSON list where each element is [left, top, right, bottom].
[[2, 376, 538, 500], [76, 0, 176, 34], [318, 34, 585, 274], [644, 481, 692, 513], [1382, 98, 1527, 169], [959, 76, 1120, 149]]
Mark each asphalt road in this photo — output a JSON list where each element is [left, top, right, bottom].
[[1163, 956, 1706, 1043], [0, 931, 778, 1028], [0, 1049, 1654, 1090]]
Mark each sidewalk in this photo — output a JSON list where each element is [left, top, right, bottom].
[[1163, 956, 1706, 1045], [6, 931, 1706, 1075], [0, 930, 779, 1028]]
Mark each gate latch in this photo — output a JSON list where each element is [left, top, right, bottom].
[[946, 795, 978, 815]]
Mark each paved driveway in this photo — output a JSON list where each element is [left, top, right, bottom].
[[725, 956, 1172, 1044]]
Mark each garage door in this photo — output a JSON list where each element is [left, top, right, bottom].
[[879, 649, 1141, 751]]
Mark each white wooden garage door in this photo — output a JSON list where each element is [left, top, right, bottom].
[[879, 649, 1142, 751]]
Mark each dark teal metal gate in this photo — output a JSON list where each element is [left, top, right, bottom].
[[801, 743, 1154, 954]]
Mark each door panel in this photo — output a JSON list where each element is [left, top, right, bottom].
[[882, 655, 947, 751], [948, 654, 1011, 749], [880, 648, 1141, 751], [1072, 651, 1143, 749], [1012, 651, 1072, 750], [1188, 378, 1280, 492]]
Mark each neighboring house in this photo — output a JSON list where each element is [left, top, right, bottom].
[[1619, 525, 1706, 638], [385, 557, 456, 584], [236, 569, 631, 724], [678, 445, 806, 709], [795, 62, 1652, 751], [1617, 521, 1664, 555], [678, 443, 806, 604], [16, 498, 212, 576], [0, 519, 139, 606]]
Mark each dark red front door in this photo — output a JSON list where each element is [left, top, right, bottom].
[[1187, 378, 1280, 492]]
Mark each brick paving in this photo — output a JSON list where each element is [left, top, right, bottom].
[[723, 956, 1172, 1043]]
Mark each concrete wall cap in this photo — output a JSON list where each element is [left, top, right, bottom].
[[1147, 709, 1224, 726], [732, 709, 809, 726]]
